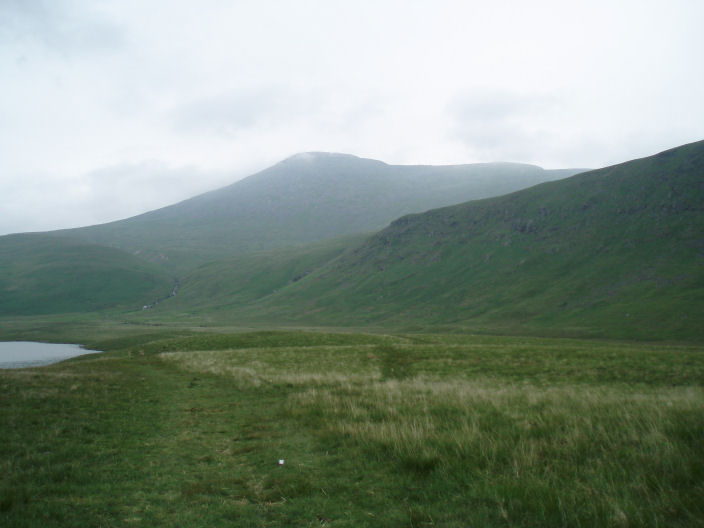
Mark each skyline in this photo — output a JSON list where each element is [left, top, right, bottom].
[[2, 0, 703, 235]]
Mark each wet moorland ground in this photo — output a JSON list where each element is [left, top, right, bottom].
[[2, 331, 703, 527]]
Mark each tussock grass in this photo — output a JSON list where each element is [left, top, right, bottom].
[[3, 331, 703, 526], [161, 345, 382, 388], [155, 335, 704, 525], [292, 378, 701, 470]]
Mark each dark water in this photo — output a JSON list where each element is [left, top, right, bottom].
[[0, 341, 98, 369]]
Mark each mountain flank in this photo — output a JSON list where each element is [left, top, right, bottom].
[[165, 141, 704, 340], [54, 153, 584, 273], [160, 233, 366, 316], [0, 234, 173, 315]]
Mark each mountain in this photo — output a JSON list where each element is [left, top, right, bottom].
[[0, 234, 173, 315], [163, 141, 704, 340], [158, 233, 366, 317], [55, 153, 584, 273]]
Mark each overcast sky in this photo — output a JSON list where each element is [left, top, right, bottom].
[[1, 0, 703, 235]]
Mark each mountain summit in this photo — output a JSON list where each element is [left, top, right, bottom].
[[55, 153, 583, 272], [218, 141, 704, 339]]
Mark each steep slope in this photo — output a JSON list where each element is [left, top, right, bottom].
[[207, 141, 704, 340], [160, 233, 367, 316], [0, 234, 173, 315], [56, 153, 583, 273]]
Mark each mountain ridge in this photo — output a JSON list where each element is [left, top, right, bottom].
[[51, 153, 585, 273], [159, 140, 704, 340], [5, 141, 701, 341]]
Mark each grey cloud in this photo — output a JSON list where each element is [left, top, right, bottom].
[[0, 162, 235, 235], [79, 162, 234, 219], [450, 89, 558, 126], [447, 90, 560, 161], [452, 92, 523, 122], [170, 91, 282, 135], [169, 87, 324, 137], [0, 0, 124, 54]]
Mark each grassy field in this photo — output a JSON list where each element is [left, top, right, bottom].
[[2, 331, 703, 526]]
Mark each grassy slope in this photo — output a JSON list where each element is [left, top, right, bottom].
[[170, 141, 704, 340], [2, 331, 702, 526], [56, 154, 583, 273], [160, 233, 368, 318], [0, 234, 173, 315]]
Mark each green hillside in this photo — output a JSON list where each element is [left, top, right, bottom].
[[0, 234, 173, 315], [161, 233, 367, 317], [170, 141, 703, 340], [56, 153, 583, 273]]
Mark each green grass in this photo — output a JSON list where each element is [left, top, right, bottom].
[[4, 142, 701, 344], [0, 234, 173, 316], [167, 140, 702, 341], [160, 233, 368, 315], [2, 330, 703, 526], [55, 155, 580, 273]]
